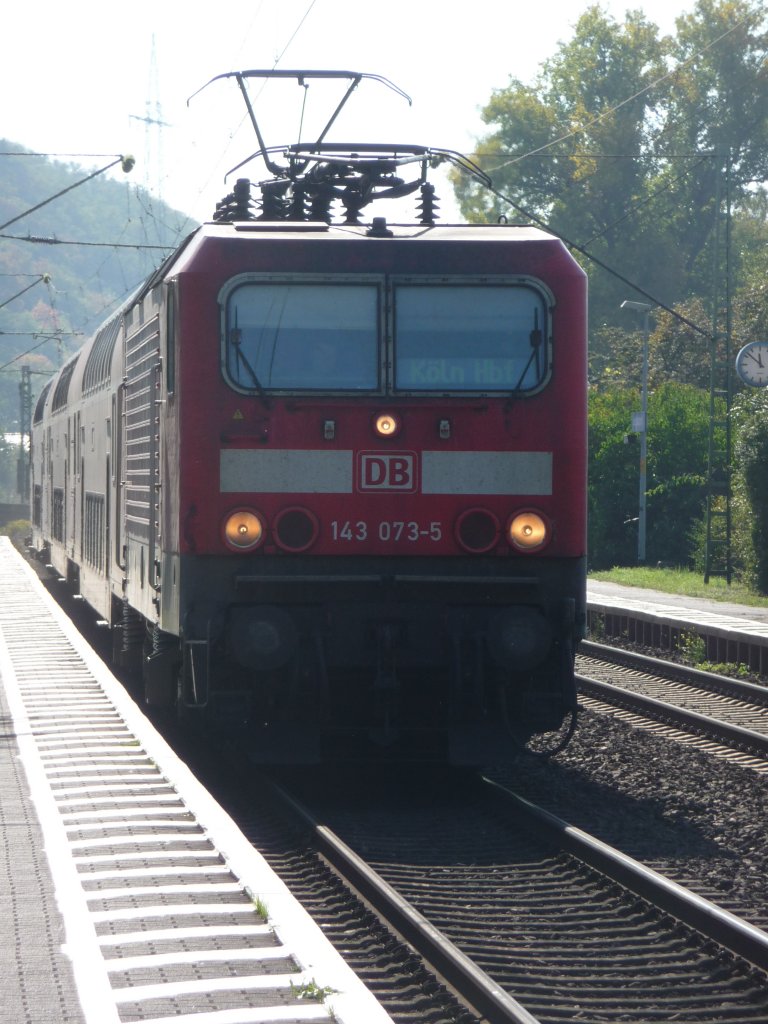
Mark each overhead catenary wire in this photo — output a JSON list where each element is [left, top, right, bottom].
[[182, 0, 319, 221], [0, 151, 132, 159], [486, 178, 711, 339], [0, 334, 79, 374], [579, 154, 713, 247], [0, 274, 50, 311], [0, 156, 135, 233], [0, 233, 175, 250]]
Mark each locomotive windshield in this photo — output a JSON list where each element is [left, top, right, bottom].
[[394, 285, 548, 393], [221, 278, 551, 395], [224, 283, 380, 391]]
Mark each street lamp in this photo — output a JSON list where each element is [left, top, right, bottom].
[[621, 300, 653, 564]]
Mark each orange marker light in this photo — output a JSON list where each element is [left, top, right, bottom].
[[374, 412, 401, 438]]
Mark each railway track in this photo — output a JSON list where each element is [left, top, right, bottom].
[[239, 765, 768, 1024], [576, 640, 768, 765]]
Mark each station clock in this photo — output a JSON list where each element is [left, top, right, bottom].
[[735, 341, 768, 387]]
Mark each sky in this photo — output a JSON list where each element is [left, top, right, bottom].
[[3, 0, 697, 229]]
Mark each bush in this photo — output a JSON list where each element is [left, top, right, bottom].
[[1, 518, 31, 549], [589, 382, 710, 568], [732, 390, 768, 593]]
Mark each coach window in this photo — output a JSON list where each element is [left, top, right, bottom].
[[223, 282, 379, 392], [393, 284, 550, 393]]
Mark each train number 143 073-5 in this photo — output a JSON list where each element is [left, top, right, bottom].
[[330, 520, 442, 542]]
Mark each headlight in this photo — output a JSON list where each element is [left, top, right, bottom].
[[223, 509, 265, 551], [508, 511, 549, 551]]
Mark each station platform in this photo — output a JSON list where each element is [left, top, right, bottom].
[[0, 537, 393, 1024], [587, 579, 768, 676]]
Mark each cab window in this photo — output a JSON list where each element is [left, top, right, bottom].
[[224, 283, 379, 392], [393, 284, 549, 393]]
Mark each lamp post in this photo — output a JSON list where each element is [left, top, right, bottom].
[[621, 300, 653, 564]]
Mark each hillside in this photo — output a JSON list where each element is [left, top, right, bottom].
[[0, 139, 197, 431]]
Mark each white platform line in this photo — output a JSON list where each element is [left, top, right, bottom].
[[54, 773, 169, 787], [83, 864, 232, 882], [52, 782, 174, 796], [70, 833, 210, 849], [74, 849, 223, 865], [64, 812, 192, 825], [111, 971, 312, 1005], [98, 924, 272, 946], [136, 1004, 330, 1023], [89, 903, 260, 923], [107, 947, 293, 972], [86, 882, 244, 901], [57, 795, 183, 808]]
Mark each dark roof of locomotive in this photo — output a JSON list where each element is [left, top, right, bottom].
[[162, 219, 583, 278]]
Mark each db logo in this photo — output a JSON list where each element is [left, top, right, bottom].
[[358, 452, 417, 491]]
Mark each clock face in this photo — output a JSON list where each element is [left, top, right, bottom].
[[736, 342, 768, 387]]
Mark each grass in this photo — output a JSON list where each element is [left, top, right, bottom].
[[290, 979, 336, 1002], [588, 567, 768, 681], [252, 895, 269, 921], [588, 565, 768, 608]]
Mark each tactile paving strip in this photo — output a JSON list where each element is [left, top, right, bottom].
[[0, 539, 392, 1024], [0, 672, 86, 1024]]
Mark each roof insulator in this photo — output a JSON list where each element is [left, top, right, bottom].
[[416, 182, 439, 225], [213, 178, 258, 222], [367, 217, 393, 238]]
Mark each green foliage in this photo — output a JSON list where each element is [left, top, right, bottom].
[[251, 896, 269, 921], [590, 564, 768, 606], [678, 630, 707, 664], [588, 382, 711, 568], [0, 519, 30, 547], [453, 0, 768, 332], [732, 389, 768, 592], [587, 386, 640, 567], [0, 434, 17, 501], [593, 297, 718, 391], [290, 979, 335, 1002]]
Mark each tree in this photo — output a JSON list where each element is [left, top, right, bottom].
[[0, 434, 16, 502], [592, 297, 715, 390], [658, 0, 768, 293], [453, 1, 768, 331]]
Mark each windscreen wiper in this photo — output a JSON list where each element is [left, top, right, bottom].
[[230, 320, 270, 408]]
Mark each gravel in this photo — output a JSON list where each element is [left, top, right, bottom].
[[486, 705, 768, 930]]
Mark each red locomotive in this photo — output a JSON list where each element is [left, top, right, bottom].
[[30, 72, 587, 760]]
